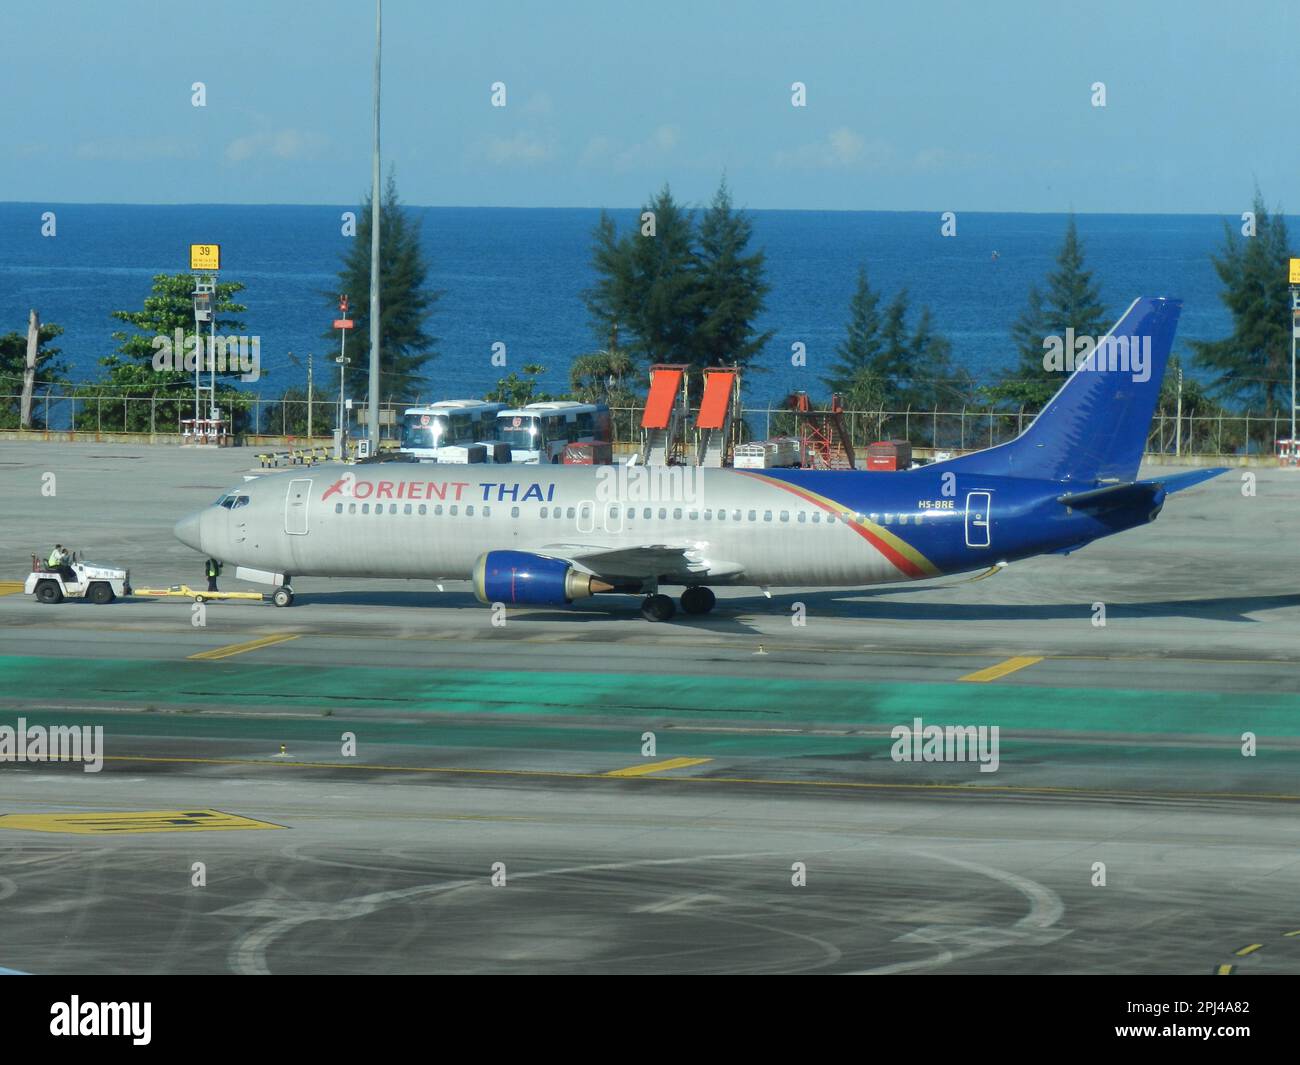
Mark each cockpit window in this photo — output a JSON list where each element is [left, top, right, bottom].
[[232, 495, 250, 509], [215, 494, 250, 509]]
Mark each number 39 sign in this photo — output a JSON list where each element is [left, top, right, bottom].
[[190, 244, 221, 271]]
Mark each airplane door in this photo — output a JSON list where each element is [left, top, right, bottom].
[[964, 491, 991, 548], [285, 479, 312, 535]]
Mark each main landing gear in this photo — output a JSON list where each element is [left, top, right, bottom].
[[680, 586, 716, 616], [640, 586, 717, 622]]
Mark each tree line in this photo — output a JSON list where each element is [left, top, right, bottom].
[[1, 178, 1293, 437]]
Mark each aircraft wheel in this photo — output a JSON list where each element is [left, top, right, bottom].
[[680, 586, 716, 615], [640, 593, 676, 622], [272, 587, 295, 608], [35, 580, 63, 605]]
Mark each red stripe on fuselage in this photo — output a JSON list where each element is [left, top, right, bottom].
[[739, 473, 930, 579]]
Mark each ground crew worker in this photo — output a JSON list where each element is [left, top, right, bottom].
[[205, 558, 222, 593], [47, 545, 74, 581]]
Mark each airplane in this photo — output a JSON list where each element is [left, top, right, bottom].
[[174, 297, 1226, 622]]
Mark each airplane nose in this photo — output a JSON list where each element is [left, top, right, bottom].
[[173, 511, 203, 551]]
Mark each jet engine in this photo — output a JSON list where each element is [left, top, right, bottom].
[[472, 551, 611, 606]]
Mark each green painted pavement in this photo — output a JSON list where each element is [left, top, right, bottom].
[[1, 654, 1297, 737]]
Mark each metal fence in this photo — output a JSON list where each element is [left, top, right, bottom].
[[4, 393, 1294, 458]]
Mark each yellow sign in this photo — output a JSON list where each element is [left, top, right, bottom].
[[0, 809, 283, 834], [1290, 258, 1300, 285], [190, 243, 221, 271]]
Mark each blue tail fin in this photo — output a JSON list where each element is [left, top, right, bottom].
[[946, 297, 1181, 484]]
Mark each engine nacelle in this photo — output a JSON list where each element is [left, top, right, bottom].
[[472, 551, 605, 606]]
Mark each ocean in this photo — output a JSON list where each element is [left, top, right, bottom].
[[0, 203, 1255, 411]]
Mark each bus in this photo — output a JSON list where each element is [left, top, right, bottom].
[[495, 401, 611, 464], [399, 400, 506, 462]]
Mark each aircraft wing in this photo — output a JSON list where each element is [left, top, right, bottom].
[[538, 543, 745, 581]]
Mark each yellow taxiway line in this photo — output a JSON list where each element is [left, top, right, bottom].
[[188, 633, 299, 661], [0, 581, 26, 597], [959, 655, 1044, 683], [1234, 943, 1262, 957], [604, 757, 713, 778]]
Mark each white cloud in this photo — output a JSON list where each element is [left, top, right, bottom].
[[469, 132, 556, 166], [579, 124, 680, 173], [774, 127, 894, 171], [224, 129, 329, 163]]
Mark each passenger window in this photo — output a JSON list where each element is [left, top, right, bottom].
[[673, 508, 682, 520], [349, 503, 357, 514], [899, 514, 908, 525], [540, 506, 548, 518], [688, 510, 698, 520], [362, 503, 370, 514], [483, 506, 491, 517], [450, 505, 458, 516], [566, 507, 576, 519], [779, 511, 789, 522], [643, 508, 652, 519], [389, 504, 397, 514], [418, 504, 427, 515], [827, 514, 837, 523], [747, 510, 756, 521], [434, 504, 443, 516], [884, 514, 893, 525], [659, 508, 667, 520], [335, 503, 343, 514], [704, 509, 712, 520], [466, 505, 475, 516], [811, 512, 820, 523], [869, 513, 880, 523], [763, 510, 772, 522], [797, 512, 805, 523], [717, 510, 725, 521], [511, 506, 520, 518], [404, 504, 412, 515]]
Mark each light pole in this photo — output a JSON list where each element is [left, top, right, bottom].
[[368, 0, 382, 452]]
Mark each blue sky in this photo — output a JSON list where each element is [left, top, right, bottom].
[[3, 0, 1296, 212]]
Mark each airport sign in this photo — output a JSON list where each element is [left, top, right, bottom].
[[189, 243, 221, 271]]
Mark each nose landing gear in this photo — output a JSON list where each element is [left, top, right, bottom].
[[272, 579, 295, 608]]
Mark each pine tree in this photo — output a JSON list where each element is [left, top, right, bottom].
[[823, 267, 959, 411], [584, 179, 771, 374], [986, 216, 1108, 409], [1190, 190, 1293, 411], [328, 172, 440, 401], [693, 178, 772, 368], [823, 266, 884, 395]]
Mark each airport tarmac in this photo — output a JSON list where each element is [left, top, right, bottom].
[[1, 441, 1298, 974]]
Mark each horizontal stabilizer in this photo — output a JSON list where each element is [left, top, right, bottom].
[[1057, 482, 1162, 511], [1058, 467, 1228, 511], [1142, 467, 1229, 494]]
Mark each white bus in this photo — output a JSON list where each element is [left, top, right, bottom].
[[399, 400, 506, 462], [495, 401, 611, 464]]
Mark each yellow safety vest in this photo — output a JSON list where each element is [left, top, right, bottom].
[[48, 550, 61, 568]]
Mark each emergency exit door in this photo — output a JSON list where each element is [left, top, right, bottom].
[[285, 479, 312, 535], [964, 491, 991, 548]]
